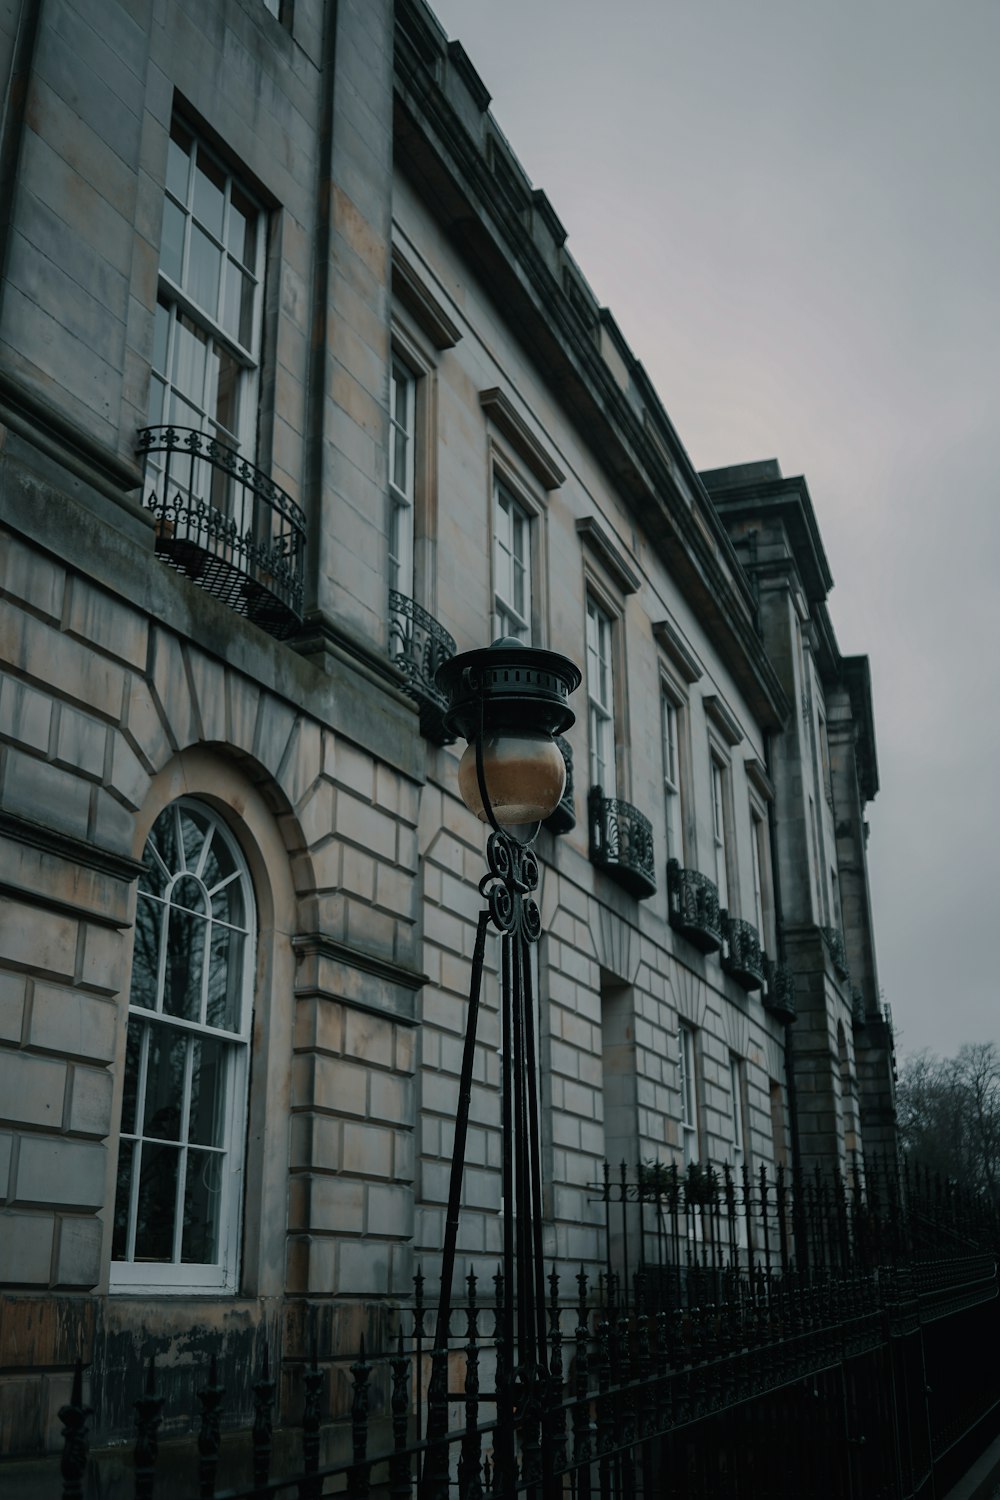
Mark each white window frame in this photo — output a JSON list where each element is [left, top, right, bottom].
[[150, 120, 264, 450], [494, 480, 532, 642], [678, 1023, 698, 1166], [750, 808, 766, 938], [389, 355, 416, 599], [111, 799, 255, 1294], [661, 689, 684, 863], [587, 596, 616, 797], [711, 756, 730, 911], [148, 120, 266, 530], [729, 1055, 746, 1175]]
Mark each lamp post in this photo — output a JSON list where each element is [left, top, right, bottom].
[[420, 638, 581, 1500]]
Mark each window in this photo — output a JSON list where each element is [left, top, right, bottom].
[[678, 1023, 698, 1165], [389, 357, 416, 598], [728, 1056, 746, 1176], [112, 800, 255, 1292], [148, 120, 265, 525], [819, 714, 833, 806], [769, 1080, 787, 1170], [711, 758, 730, 910], [661, 691, 684, 861], [750, 810, 764, 935], [494, 481, 532, 641], [586, 597, 615, 795], [808, 794, 824, 919]]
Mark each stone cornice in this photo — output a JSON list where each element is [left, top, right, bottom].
[[576, 516, 640, 594], [0, 367, 147, 519], [393, 5, 789, 732], [392, 244, 462, 349], [703, 694, 744, 748], [652, 617, 702, 684], [703, 469, 834, 604], [292, 933, 427, 1027], [480, 387, 565, 490], [292, 932, 427, 991], [745, 757, 775, 803], [842, 654, 879, 802], [0, 811, 145, 883]]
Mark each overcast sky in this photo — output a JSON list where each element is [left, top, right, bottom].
[[426, 0, 1000, 1061]]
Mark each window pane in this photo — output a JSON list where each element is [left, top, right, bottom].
[[392, 416, 408, 494], [228, 185, 257, 268], [164, 898, 205, 1020], [179, 807, 211, 871], [147, 807, 179, 877], [167, 120, 192, 200], [160, 197, 185, 285], [152, 301, 170, 379], [182, 1149, 222, 1263], [206, 927, 244, 1031], [130, 898, 161, 1011], [193, 151, 226, 241], [188, 225, 221, 313], [222, 263, 255, 349], [121, 1020, 143, 1133], [189, 1037, 227, 1145], [143, 1027, 186, 1138], [111, 1140, 134, 1260], [134, 1141, 179, 1261], [172, 314, 209, 409], [212, 343, 242, 437]]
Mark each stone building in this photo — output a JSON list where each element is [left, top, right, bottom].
[[0, 0, 893, 1479]]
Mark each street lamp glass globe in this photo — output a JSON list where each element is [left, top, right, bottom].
[[457, 729, 566, 825]]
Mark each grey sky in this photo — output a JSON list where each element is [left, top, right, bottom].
[[426, 0, 1000, 1060]]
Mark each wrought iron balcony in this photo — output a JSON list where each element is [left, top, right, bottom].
[[851, 985, 867, 1029], [543, 735, 576, 834], [588, 788, 656, 898], [763, 958, 797, 1022], [388, 590, 456, 745], [823, 925, 850, 982], [721, 915, 765, 991], [667, 860, 722, 953], [137, 426, 306, 640]]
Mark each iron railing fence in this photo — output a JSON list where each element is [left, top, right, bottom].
[[387, 589, 457, 744], [137, 426, 306, 640], [45, 1159, 1000, 1499]]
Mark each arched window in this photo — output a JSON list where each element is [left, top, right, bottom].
[[111, 799, 255, 1292]]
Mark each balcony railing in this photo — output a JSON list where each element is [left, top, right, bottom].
[[823, 925, 850, 981], [851, 985, 867, 1029], [543, 735, 576, 834], [588, 788, 656, 898], [388, 590, 456, 745], [763, 958, 797, 1021], [137, 426, 306, 640], [721, 915, 765, 991], [667, 860, 723, 953]]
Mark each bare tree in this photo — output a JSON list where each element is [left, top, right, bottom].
[[897, 1043, 1000, 1201]]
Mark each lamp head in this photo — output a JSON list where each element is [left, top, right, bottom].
[[436, 638, 581, 825]]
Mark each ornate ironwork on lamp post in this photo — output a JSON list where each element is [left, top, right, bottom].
[[420, 638, 581, 1500]]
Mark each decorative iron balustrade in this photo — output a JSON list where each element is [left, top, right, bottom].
[[542, 735, 575, 834], [387, 590, 456, 745], [852, 985, 867, 1028], [667, 858, 723, 953], [588, 787, 656, 897], [764, 956, 797, 1021], [137, 426, 306, 640], [51, 1156, 1000, 1500], [823, 924, 851, 981], [721, 914, 766, 991]]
